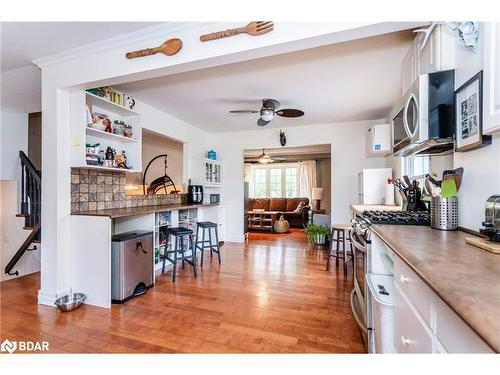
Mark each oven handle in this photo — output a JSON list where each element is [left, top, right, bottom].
[[350, 230, 367, 254], [350, 289, 368, 334]]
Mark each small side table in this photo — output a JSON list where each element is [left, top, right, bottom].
[[312, 209, 327, 215]]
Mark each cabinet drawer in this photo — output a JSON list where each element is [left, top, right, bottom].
[[394, 255, 433, 324], [394, 286, 433, 353], [434, 297, 494, 353]]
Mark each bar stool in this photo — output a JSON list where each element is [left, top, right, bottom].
[[162, 227, 197, 282], [326, 224, 353, 276], [195, 221, 221, 266]]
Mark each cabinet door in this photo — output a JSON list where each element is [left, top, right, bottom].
[[483, 22, 500, 134], [401, 40, 418, 95], [393, 286, 433, 353]]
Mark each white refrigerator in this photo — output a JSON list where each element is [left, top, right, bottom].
[[358, 168, 392, 205]]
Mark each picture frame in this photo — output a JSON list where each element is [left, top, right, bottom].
[[454, 71, 492, 152]]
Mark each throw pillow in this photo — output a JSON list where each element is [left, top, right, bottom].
[[293, 201, 305, 213]]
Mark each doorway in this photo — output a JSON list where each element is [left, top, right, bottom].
[[243, 144, 331, 240]]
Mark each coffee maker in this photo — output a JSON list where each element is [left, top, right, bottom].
[[187, 184, 203, 204]]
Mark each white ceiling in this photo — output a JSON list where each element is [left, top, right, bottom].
[[244, 144, 331, 158], [118, 30, 413, 133], [0, 22, 162, 112], [0, 22, 163, 72]]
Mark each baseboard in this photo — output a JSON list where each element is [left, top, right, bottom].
[[226, 235, 245, 243], [37, 288, 71, 307], [37, 289, 57, 306]]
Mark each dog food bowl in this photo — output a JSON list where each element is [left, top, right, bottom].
[[55, 292, 86, 312]]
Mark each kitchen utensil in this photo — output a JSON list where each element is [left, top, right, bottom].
[[403, 175, 412, 187], [125, 38, 183, 59], [441, 175, 458, 198], [430, 197, 458, 230], [425, 174, 442, 187], [55, 292, 86, 312], [465, 237, 500, 254], [200, 21, 274, 42]]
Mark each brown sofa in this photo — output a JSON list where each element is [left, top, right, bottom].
[[248, 197, 310, 228]]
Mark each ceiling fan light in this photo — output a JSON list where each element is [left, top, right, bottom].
[[260, 109, 274, 122]]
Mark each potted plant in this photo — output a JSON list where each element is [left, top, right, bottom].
[[305, 223, 330, 246]]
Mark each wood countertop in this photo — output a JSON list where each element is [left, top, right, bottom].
[[371, 224, 500, 352], [71, 203, 220, 219]]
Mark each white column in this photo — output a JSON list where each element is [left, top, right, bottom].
[[38, 76, 72, 305]]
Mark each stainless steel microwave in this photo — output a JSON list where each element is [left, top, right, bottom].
[[391, 70, 455, 156]]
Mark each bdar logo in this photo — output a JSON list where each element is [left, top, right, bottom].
[[1, 339, 17, 353]]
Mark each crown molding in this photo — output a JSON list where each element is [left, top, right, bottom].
[[32, 21, 214, 69]]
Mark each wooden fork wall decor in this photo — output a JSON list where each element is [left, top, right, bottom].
[[200, 21, 274, 42]]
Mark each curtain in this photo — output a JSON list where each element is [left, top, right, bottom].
[[298, 160, 317, 203]]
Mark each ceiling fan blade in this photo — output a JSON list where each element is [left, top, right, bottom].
[[257, 118, 271, 127], [230, 110, 259, 114], [275, 109, 304, 118], [262, 98, 280, 111]]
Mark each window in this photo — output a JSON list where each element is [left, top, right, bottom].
[[285, 168, 297, 197], [404, 156, 430, 178], [249, 164, 298, 198], [269, 169, 282, 197], [253, 168, 267, 198]]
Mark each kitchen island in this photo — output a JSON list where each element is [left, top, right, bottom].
[[371, 224, 500, 353], [70, 203, 224, 308]]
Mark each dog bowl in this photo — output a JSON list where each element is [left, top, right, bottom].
[[55, 293, 86, 312]]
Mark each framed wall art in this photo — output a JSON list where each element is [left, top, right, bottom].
[[455, 71, 492, 152]]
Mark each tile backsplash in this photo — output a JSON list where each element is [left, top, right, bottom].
[[71, 168, 185, 213]]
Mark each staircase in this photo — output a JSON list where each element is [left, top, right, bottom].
[[4, 151, 41, 276]]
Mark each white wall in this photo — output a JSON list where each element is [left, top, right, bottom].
[[1, 108, 28, 181], [0, 109, 40, 281], [208, 120, 386, 242], [453, 23, 500, 230]]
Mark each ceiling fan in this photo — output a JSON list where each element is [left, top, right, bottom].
[[245, 149, 286, 164], [230, 98, 304, 126]]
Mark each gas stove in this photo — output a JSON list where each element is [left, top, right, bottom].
[[362, 210, 430, 226]]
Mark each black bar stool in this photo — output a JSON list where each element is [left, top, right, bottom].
[[326, 224, 353, 276], [195, 221, 221, 266], [162, 227, 197, 282]]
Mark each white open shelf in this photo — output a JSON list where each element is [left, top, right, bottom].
[[86, 91, 138, 116], [70, 90, 142, 173], [86, 127, 139, 143]]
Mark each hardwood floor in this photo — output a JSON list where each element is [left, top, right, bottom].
[[0, 229, 365, 353]]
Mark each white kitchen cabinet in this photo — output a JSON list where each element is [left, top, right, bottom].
[[401, 37, 420, 95], [393, 286, 434, 353], [392, 254, 494, 353], [203, 158, 222, 186], [434, 296, 493, 353], [419, 24, 455, 75], [483, 22, 500, 134], [401, 25, 455, 95], [366, 123, 391, 157]]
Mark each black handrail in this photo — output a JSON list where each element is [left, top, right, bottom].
[[5, 224, 40, 276], [5, 152, 42, 276], [19, 151, 41, 227]]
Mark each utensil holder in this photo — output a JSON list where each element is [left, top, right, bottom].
[[430, 197, 458, 230]]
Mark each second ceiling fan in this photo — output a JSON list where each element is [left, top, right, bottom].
[[230, 98, 304, 127]]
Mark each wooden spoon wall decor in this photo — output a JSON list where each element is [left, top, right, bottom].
[[126, 38, 183, 59], [200, 21, 274, 42]]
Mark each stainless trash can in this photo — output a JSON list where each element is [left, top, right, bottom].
[[111, 230, 153, 303]]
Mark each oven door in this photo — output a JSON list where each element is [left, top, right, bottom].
[[350, 229, 372, 352]]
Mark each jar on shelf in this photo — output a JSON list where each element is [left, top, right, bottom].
[[113, 120, 125, 136], [123, 124, 133, 138]]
